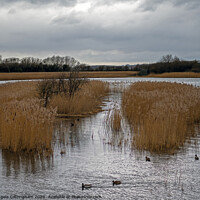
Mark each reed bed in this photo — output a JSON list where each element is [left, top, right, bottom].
[[122, 82, 200, 153], [0, 71, 138, 80], [106, 107, 122, 132], [0, 80, 108, 154], [147, 72, 200, 78], [49, 80, 109, 115], [0, 81, 37, 104], [0, 99, 56, 154], [110, 108, 122, 132]]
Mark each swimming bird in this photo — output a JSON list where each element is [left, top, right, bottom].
[[195, 154, 199, 160], [82, 183, 92, 190], [60, 150, 66, 155], [146, 156, 150, 162], [112, 180, 121, 186]]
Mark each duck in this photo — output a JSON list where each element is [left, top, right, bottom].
[[145, 156, 150, 162], [112, 180, 121, 186], [82, 183, 92, 190], [195, 154, 199, 160], [60, 150, 66, 155]]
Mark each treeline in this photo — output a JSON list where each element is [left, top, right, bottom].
[[0, 55, 134, 72], [0, 55, 80, 72], [0, 54, 199, 73], [136, 55, 200, 75]]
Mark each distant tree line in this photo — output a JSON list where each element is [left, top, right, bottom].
[[0, 54, 199, 73], [0, 55, 80, 72], [0, 55, 135, 72], [135, 55, 200, 76]]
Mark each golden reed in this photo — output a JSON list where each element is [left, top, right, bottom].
[[49, 80, 109, 116], [122, 82, 200, 153], [0, 99, 56, 153], [0, 80, 109, 153]]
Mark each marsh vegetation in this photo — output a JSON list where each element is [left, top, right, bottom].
[[121, 82, 200, 153], [0, 72, 109, 154]]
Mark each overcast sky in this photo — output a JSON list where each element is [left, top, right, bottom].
[[0, 0, 199, 65]]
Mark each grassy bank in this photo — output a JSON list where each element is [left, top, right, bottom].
[[147, 72, 200, 78], [0, 71, 200, 81], [122, 82, 200, 153], [0, 80, 109, 153], [0, 71, 138, 80]]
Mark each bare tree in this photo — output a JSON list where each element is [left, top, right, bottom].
[[67, 67, 88, 97], [160, 54, 180, 63], [37, 69, 88, 107], [37, 79, 57, 107], [160, 54, 173, 63]]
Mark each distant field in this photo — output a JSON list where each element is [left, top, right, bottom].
[[147, 72, 200, 78], [0, 71, 200, 81], [0, 71, 138, 80]]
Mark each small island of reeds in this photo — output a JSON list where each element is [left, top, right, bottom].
[[0, 73, 109, 154], [122, 81, 200, 153]]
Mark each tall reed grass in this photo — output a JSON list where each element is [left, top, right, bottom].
[[122, 82, 200, 153], [106, 107, 122, 132], [0, 99, 56, 153], [49, 80, 109, 115], [0, 71, 138, 80], [0, 80, 109, 153]]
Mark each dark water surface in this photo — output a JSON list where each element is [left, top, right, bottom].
[[1, 78, 200, 199]]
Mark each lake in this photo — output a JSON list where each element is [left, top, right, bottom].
[[0, 77, 200, 199]]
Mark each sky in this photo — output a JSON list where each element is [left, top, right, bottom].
[[0, 0, 199, 65]]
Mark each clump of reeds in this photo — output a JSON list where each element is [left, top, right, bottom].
[[0, 81, 37, 104], [108, 108, 122, 132], [0, 99, 56, 154], [49, 80, 109, 115], [122, 82, 200, 153]]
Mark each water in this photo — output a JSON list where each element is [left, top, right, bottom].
[[1, 77, 200, 199]]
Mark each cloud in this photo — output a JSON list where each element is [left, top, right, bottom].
[[0, 0, 199, 64], [0, 0, 78, 6]]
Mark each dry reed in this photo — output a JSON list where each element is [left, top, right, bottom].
[[0, 99, 56, 153], [107, 108, 122, 132], [147, 72, 200, 78], [0, 80, 109, 153], [49, 80, 109, 115], [0, 71, 138, 80], [122, 82, 200, 153]]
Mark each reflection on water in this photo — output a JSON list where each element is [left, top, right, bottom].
[[1, 77, 200, 199], [1, 150, 53, 177]]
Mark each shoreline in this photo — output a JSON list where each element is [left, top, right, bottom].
[[0, 71, 200, 80]]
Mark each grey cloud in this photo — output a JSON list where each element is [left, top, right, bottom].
[[52, 12, 81, 25], [0, 0, 199, 64], [140, 0, 200, 11], [0, 0, 77, 7], [8, 8, 16, 14]]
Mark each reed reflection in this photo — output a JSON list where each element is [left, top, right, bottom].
[[1, 150, 53, 177]]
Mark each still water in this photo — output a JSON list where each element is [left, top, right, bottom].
[[0, 77, 200, 199]]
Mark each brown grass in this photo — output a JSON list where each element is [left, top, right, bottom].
[[0, 81, 37, 104], [0, 71, 138, 80], [147, 72, 200, 78], [49, 80, 109, 116], [122, 82, 200, 153], [111, 108, 122, 132], [0, 80, 109, 153], [0, 99, 56, 154]]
